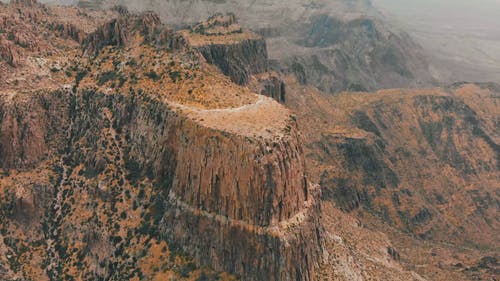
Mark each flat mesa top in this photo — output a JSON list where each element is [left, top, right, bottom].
[[171, 94, 292, 139]]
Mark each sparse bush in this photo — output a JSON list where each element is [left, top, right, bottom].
[[145, 70, 160, 81], [169, 71, 181, 82], [97, 71, 118, 86]]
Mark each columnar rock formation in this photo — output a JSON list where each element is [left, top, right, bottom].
[[0, 5, 322, 280], [0, 91, 69, 169], [196, 39, 268, 85], [0, 39, 20, 66], [181, 14, 289, 104], [83, 12, 188, 55], [251, 72, 287, 103], [0, 87, 323, 281], [181, 14, 269, 86]]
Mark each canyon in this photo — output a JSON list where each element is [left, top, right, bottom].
[[0, 1, 498, 281]]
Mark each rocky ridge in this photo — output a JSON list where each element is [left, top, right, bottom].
[[180, 14, 288, 103]]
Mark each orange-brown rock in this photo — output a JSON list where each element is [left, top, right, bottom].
[[0, 37, 20, 67], [83, 12, 187, 55], [181, 14, 268, 85], [54, 22, 87, 43], [0, 91, 69, 169], [285, 78, 500, 281], [0, 87, 322, 281], [0, 7, 322, 281], [250, 71, 287, 103]]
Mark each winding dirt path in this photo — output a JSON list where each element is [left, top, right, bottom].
[[167, 94, 290, 138], [168, 95, 266, 113]]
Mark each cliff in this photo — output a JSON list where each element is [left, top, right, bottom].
[[195, 39, 268, 85], [0, 91, 69, 169], [180, 14, 291, 104], [87, 0, 438, 92], [0, 39, 20, 67], [83, 12, 188, 55], [0, 85, 322, 281], [250, 71, 287, 103], [0, 6, 322, 281], [181, 14, 268, 86]]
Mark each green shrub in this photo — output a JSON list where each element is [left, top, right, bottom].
[[98, 71, 118, 86]]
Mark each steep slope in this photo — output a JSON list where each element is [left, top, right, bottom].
[[0, 2, 322, 280], [280, 15, 435, 92], [179, 13, 268, 86], [179, 13, 287, 103], [285, 80, 500, 281]]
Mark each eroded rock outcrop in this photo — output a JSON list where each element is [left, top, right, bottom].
[[83, 12, 187, 55], [181, 14, 290, 103], [53, 22, 87, 43], [0, 91, 69, 169], [0, 38, 20, 67], [196, 39, 268, 85], [182, 14, 268, 86], [285, 80, 500, 280], [251, 72, 287, 103]]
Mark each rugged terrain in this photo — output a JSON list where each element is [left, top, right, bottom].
[[179, 13, 287, 103], [0, 1, 499, 281], [373, 0, 500, 84], [285, 80, 500, 281], [0, 1, 322, 280]]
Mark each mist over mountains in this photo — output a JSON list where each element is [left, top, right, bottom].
[[372, 0, 500, 83], [10, 0, 499, 87]]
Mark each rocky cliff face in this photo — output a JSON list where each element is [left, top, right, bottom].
[[250, 72, 287, 103], [0, 91, 69, 169], [0, 4, 322, 280], [195, 39, 268, 85], [83, 12, 188, 55], [180, 14, 290, 104], [0, 39, 20, 67], [0, 86, 322, 281], [181, 14, 269, 86]]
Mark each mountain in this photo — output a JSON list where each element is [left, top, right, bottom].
[[73, 0, 438, 93], [372, 0, 500, 84], [1, 1, 498, 281], [0, 2, 321, 280], [285, 79, 500, 281]]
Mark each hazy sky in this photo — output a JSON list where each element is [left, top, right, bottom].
[[372, 0, 500, 38], [372, 0, 500, 82]]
